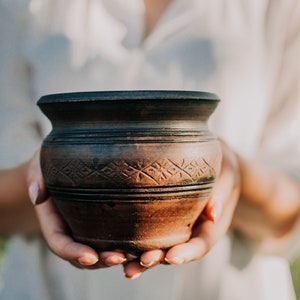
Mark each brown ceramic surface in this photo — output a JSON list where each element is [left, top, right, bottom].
[[38, 90, 221, 252]]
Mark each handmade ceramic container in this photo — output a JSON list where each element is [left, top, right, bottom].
[[37, 90, 221, 252]]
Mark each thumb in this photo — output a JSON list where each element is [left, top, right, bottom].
[[27, 149, 48, 205]]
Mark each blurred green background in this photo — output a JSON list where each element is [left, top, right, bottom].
[[0, 235, 300, 298], [0, 236, 6, 279], [291, 255, 300, 299]]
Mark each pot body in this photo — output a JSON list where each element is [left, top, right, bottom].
[[38, 90, 221, 252]]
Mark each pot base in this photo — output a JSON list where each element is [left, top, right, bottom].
[[73, 233, 190, 253], [51, 188, 211, 252]]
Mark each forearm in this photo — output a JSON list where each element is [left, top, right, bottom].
[[0, 162, 39, 235], [232, 155, 300, 241]]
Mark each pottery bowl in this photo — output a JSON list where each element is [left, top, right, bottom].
[[38, 90, 221, 252]]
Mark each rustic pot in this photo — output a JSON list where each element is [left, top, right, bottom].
[[37, 90, 221, 253]]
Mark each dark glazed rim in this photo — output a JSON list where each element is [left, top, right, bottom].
[[37, 90, 220, 105]]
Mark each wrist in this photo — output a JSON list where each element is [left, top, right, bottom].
[[234, 155, 300, 239]]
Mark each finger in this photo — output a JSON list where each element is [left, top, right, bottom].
[[165, 195, 238, 265], [71, 252, 126, 269], [35, 198, 99, 267], [99, 251, 127, 267], [165, 175, 239, 265], [140, 249, 165, 268], [204, 195, 223, 223], [70, 259, 108, 269], [123, 260, 145, 279], [164, 224, 216, 265]]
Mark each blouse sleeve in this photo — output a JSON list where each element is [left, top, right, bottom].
[[258, 1, 300, 259], [0, 2, 47, 169], [259, 1, 300, 183]]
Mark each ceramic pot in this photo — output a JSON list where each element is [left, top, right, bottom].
[[37, 90, 221, 253]]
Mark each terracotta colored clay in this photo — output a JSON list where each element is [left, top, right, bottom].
[[38, 90, 221, 253]]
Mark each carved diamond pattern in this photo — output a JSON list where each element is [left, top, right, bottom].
[[45, 158, 215, 187]]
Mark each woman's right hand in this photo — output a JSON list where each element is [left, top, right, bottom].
[[26, 150, 128, 270]]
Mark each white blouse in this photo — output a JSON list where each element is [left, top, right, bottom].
[[0, 0, 300, 299]]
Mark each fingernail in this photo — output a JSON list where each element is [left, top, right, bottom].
[[105, 256, 126, 266], [78, 254, 99, 266], [28, 182, 39, 205], [165, 257, 184, 265], [211, 201, 223, 223], [126, 272, 142, 280], [126, 253, 139, 261], [140, 260, 155, 268]]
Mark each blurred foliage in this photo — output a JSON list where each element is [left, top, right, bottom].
[[0, 236, 7, 277], [291, 255, 300, 300]]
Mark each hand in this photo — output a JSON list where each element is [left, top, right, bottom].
[[27, 150, 127, 269], [123, 141, 241, 279]]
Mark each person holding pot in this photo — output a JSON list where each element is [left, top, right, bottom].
[[1, 0, 300, 299]]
